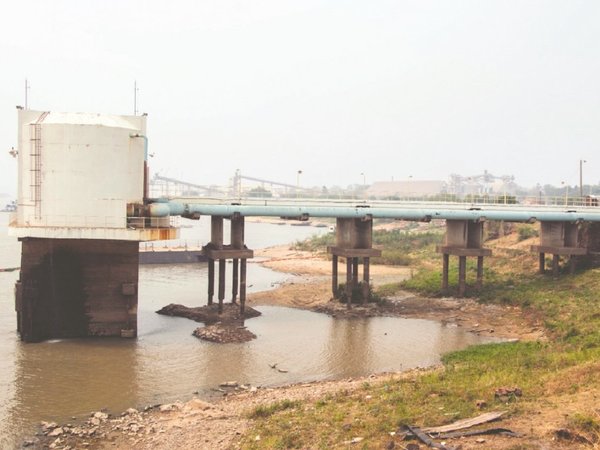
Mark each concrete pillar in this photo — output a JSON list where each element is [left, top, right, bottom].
[[203, 214, 254, 316], [442, 253, 449, 290], [569, 256, 576, 274], [438, 219, 491, 295], [232, 258, 239, 303], [218, 259, 225, 314], [458, 256, 467, 297], [476, 256, 484, 289], [16, 238, 139, 342], [552, 254, 560, 279], [240, 258, 247, 315], [211, 216, 224, 248], [207, 259, 215, 305], [332, 255, 338, 298], [352, 257, 359, 286], [328, 217, 380, 306], [346, 258, 352, 309], [532, 221, 588, 278], [362, 257, 370, 303], [231, 215, 244, 249], [538, 252, 545, 274]]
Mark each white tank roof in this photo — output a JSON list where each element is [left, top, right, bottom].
[[31, 111, 140, 130]]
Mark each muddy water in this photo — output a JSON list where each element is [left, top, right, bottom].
[[0, 213, 499, 448]]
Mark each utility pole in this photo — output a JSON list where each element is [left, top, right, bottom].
[[24, 78, 30, 109], [296, 170, 302, 199], [134, 80, 138, 116], [580, 159, 587, 200]]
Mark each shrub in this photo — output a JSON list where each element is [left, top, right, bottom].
[[517, 225, 539, 242]]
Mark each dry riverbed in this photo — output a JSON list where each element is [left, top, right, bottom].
[[32, 245, 549, 449]]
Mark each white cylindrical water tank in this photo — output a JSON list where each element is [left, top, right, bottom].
[[15, 110, 146, 231]]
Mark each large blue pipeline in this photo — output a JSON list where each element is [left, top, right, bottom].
[[147, 200, 600, 223]]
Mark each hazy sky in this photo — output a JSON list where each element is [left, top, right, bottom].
[[1, 0, 600, 195]]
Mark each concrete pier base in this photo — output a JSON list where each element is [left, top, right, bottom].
[[15, 238, 139, 342], [531, 221, 587, 278], [437, 220, 491, 297], [202, 215, 253, 315], [328, 217, 381, 307]]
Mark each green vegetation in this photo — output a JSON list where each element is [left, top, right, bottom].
[[334, 282, 384, 305], [241, 230, 600, 449], [293, 232, 335, 252], [294, 227, 443, 266], [516, 224, 539, 241], [248, 399, 302, 419]]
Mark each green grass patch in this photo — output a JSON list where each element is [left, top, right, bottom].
[[293, 228, 443, 266], [247, 399, 302, 419], [242, 232, 600, 449]]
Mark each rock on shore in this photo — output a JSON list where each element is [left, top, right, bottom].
[[193, 323, 257, 343], [156, 302, 261, 324]]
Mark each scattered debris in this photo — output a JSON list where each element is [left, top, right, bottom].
[[401, 411, 512, 449], [555, 428, 593, 445], [402, 425, 456, 449], [494, 386, 523, 401], [435, 427, 520, 439], [343, 436, 364, 445], [423, 411, 507, 434], [475, 399, 487, 409]]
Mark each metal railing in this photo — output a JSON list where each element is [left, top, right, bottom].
[[126, 216, 176, 229], [13, 214, 126, 229], [162, 194, 600, 212]]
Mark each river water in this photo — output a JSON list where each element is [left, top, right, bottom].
[[0, 213, 498, 447]]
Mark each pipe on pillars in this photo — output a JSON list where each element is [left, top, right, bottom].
[[147, 201, 600, 223]]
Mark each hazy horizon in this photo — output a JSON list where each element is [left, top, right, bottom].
[[2, 1, 600, 197]]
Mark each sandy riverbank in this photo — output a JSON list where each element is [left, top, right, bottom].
[[249, 245, 544, 341], [34, 245, 546, 449]]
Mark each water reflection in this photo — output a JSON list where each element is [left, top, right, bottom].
[[324, 319, 374, 377]]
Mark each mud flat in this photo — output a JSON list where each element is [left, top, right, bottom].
[[249, 245, 544, 341]]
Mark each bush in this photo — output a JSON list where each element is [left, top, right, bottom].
[[517, 225, 539, 242], [294, 229, 443, 265], [336, 281, 384, 304]]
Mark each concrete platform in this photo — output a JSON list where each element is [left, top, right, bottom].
[[436, 246, 492, 257], [327, 246, 381, 258]]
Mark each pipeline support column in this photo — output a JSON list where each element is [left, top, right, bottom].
[[202, 214, 253, 315], [436, 220, 491, 297], [531, 221, 587, 278], [328, 217, 381, 307]]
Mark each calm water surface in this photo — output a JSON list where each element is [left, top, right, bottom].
[[0, 213, 498, 447]]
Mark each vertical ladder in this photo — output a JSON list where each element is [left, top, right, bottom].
[[29, 111, 49, 220]]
